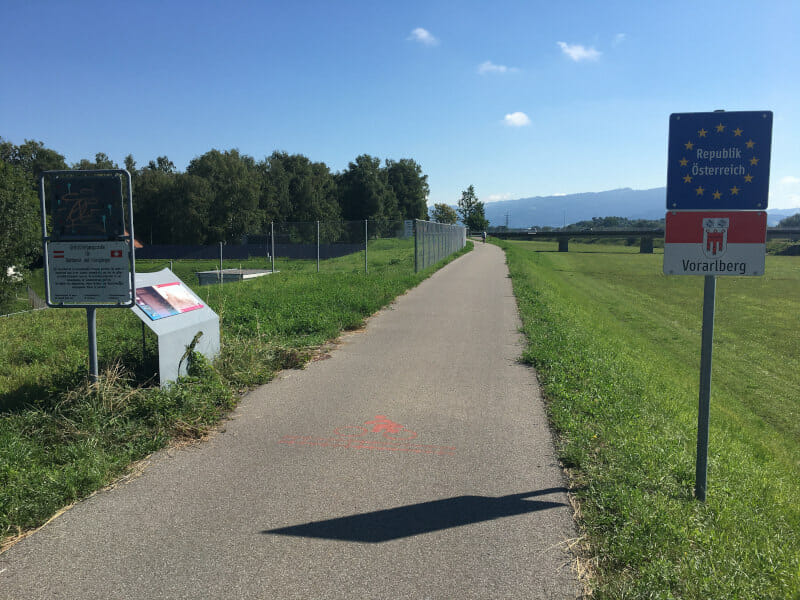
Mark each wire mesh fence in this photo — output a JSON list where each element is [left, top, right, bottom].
[[2, 219, 468, 316], [414, 220, 467, 272], [133, 220, 425, 284]]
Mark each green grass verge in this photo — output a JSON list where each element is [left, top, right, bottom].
[[0, 240, 471, 547], [499, 239, 800, 599]]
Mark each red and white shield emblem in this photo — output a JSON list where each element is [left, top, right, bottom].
[[702, 218, 729, 258]]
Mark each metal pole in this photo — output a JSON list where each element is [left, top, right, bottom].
[[414, 220, 419, 273], [271, 222, 275, 273], [87, 307, 98, 383], [317, 220, 320, 273], [364, 219, 368, 274], [219, 242, 223, 283], [695, 274, 716, 501]]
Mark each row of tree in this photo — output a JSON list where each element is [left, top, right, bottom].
[[429, 185, 489, 231], [0, 138, 432, 247]]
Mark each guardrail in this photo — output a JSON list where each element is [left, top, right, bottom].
[[489, 228, 800, 253]]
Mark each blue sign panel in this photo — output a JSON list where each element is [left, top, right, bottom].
[[666, 111, 772, 210]]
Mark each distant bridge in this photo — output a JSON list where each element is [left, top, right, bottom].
[[486, 228, 800, 253]]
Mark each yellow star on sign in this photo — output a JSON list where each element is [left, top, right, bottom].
[[679, 157, 688, 167], [733, 127, 743, 136], [730, 186, 740, 195], [746, 139, 755, 149], [683, 174, 692, 183], [685, 141, 694, 150], [695, 186, 705, 195], [750, 157, 760, 166], [744, 174, 753, 183], [716, 123, 726, 132], [713, 190, 722, 200], [698, 128, 708, 137]]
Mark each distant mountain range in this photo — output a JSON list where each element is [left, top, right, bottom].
[[481, 187, 800, 228]]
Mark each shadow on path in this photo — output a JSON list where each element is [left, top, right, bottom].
[[262, 488, 566, 543]]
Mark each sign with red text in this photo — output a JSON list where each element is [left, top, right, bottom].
[[663, 211, 766, 276]]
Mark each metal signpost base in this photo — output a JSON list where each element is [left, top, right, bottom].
[[87, 307, 99, 383]]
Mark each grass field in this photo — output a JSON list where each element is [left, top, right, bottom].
[[500, 239, 800, 598], [0, 239, 470, 549]]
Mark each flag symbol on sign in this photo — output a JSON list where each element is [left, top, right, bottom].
[[53, 250, 65, 258], [111, 250, 123, 258], [702, 218, 729, 258]]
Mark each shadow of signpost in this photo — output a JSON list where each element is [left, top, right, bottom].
[[262, 488, 567, 543]]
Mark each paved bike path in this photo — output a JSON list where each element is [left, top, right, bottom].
[[0, 242, 581, 599]]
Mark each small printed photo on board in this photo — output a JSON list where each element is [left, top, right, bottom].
[[135, 282, 203, 321]]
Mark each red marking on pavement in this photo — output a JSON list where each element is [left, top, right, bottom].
[[365, 415, 404, 434], [280, 416, 455, 456]]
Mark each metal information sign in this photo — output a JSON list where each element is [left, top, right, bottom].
[[47, 241, 133, 304], [666, 111, 773, 210], [663, 110, 773, 502], [663, 211, 767, 276], [39, 170, 135, 382], [41, 170, 135, 307]]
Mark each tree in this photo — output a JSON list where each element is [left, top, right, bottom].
[[457, 185, 488, 231], [260, 152, 340, 224], [72, 152, 118, 170], [0, 138, 67, 182], [336, 154, 400, 223], [0, 162, 41, 308], [147, 156, 176, 174], [385, 158, 429, 220], [133, 167, 175, 245], [778, 213, 800, 227], [431, 203, 458, 224], [187, 149, 261, 242]]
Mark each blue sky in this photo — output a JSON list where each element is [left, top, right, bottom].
[[3, 0, 800, 209]]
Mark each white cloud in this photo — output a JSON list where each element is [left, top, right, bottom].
[[557, 41, 601, 62], [408, 28, 438, 46], [503, 112, 531, 127], [780, 176, 800, 184], [487, 193, 513, 202], [478, 60, 517, 75], [612, 33, 626, 47]]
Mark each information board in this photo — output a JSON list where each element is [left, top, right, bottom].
[[666, 111, 772, 210], [47, 241, 133, 304], [51, 175, 126, 240], [41, 170, 135, 308]]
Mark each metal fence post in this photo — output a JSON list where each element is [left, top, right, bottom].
[[317, 220, 320, 273], [271, 222, 275, 273], [414, 220, 419, 273], [364, 219, 368, 274]]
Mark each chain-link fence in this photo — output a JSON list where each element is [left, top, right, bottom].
[[2, 219, 468, 315], [414, 220, 467, 272], [134, 220, 422, 283]]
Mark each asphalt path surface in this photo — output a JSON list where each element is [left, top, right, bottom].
[[0, 241, 581, 599]]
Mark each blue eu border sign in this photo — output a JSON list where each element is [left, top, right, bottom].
[[666, 111, 772, 210]]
